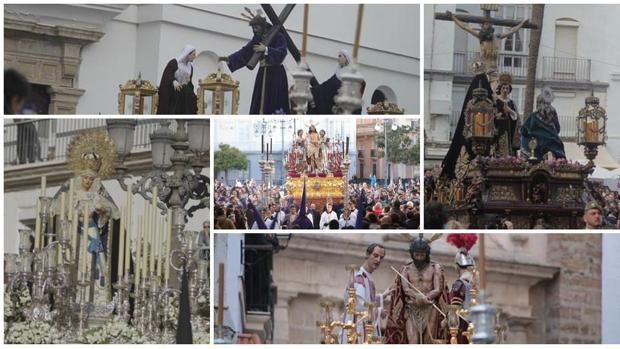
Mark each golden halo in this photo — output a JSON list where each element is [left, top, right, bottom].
[[66, 129, 118, 179]]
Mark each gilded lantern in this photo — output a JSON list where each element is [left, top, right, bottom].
[[577, 95, 607, 146], [463, 86, 495, 140], [117, 74, 158, 114], [197, 66, 240, 115]]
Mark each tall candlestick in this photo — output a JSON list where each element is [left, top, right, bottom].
[[81, 202, 89, 281], [270, 138, 273, 154], [156, 217, 163, 279], [125, 184, 133, 274], [150, 187, 158, 276], [72, 209, 79, 260], [60, 192, 66, 222], [68, 178, 75, 214], [41, 176, 47, 196], [135, 214, 142, 287], [346, 136, 349, 155], [34, 176, 47, 250], [142, 202, 148, 278], [261, 135, 264, 154], [164, 212, 172, 284], [118, 210, 126, 280]]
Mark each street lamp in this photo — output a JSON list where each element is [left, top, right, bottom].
[[577, 95, 607, 167], [105, 119, 210, 237], [374, 120, 398, 185]]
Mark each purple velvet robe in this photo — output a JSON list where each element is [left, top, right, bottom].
[[227, 33, 290, 114]]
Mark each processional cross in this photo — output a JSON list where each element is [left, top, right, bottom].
[[435, 5, 537, 80], [247, 4, 319, 87]]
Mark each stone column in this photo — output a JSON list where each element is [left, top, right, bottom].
[[273, 290, 298, 344], [48, 86, 85, 114]]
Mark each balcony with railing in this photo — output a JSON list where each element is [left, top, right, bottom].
[[541, 56, 591, 81], [4, 119, 175, 167], [453, 51, 530, 78], [453, 52, 591, 82]]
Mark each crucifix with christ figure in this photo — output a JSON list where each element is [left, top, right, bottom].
[[435, 5, 537, 79]]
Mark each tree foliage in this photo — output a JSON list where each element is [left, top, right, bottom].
[[374, 125, 420, 165], [214, 143, 248, 174]]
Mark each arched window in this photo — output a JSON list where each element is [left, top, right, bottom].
[[371, 90, 386, 104], [371, 85, 397, 104]]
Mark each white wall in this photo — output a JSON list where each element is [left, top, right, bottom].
[[214, 233, 244, 336], [537, 5, 620, 163], [602, 233, 620, 344], [424, 4, 456, 144]]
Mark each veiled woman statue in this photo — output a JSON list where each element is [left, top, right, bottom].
[[50, 130, 121, 302]]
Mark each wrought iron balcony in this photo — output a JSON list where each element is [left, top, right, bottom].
[[541, 56, 591, 81], [453, 51, 530, 78], [4, 118, 175, 167]]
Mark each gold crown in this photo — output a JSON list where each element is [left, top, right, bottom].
[[499, 72, 513, 86], [80, 151, 102, 175]]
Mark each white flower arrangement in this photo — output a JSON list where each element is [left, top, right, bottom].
[[78, 316, 146, 344], [4, 283, 31, 323], [191, 317, 210, 344], [4, 320, 64, 344]]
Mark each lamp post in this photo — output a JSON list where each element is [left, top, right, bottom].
[[374, 120, 398, 185], [577, 95, 607, 168], [254, 118, 294, 186], [106, 119, 210, 249]]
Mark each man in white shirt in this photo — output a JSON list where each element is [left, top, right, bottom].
[[320, 203, 338, 229], [339, 208, 356, 229], [251, 206, 279, 229], [342, 243, 389, 343]]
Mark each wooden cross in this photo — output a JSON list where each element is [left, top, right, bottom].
[[261, 4, 319, 87], [434, 5, 537, 30], [246, 4, 296, 70]]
